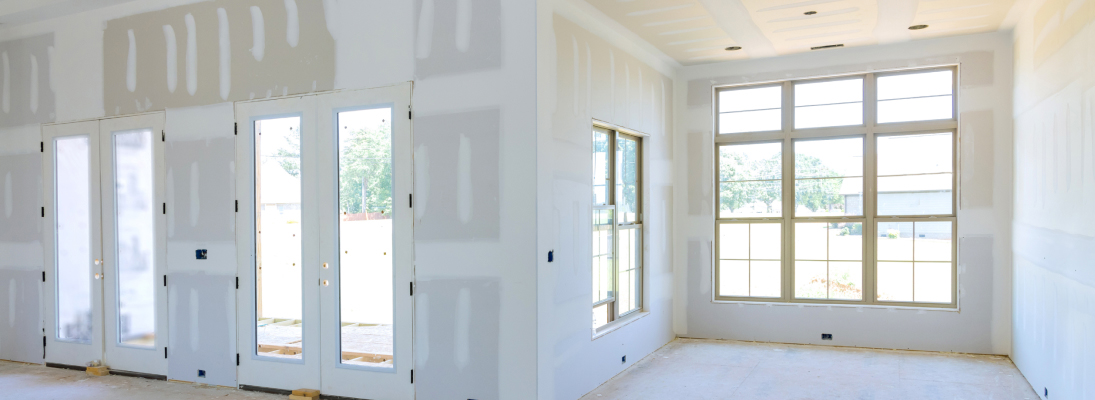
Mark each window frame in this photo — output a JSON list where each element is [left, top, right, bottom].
[[592, 122, 645, 334], [712, 65, 959, 309]]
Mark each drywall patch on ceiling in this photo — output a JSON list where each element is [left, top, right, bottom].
[[413, 0, 501, 78], [413, 109, 501, 241], [103, 0, 334, 116], [0, 34, 55, 128]]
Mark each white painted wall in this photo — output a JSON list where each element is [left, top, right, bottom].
[[674, 32, 1015, 355], [537, 1, 678, 399], [0, 1, 538, 398], [1011, 0, 1095, 398]]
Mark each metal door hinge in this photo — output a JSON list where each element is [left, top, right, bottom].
[[236, 354, 240, 366], [40, 142, 44, 153], [164, 347, 168, 358], [163, 275, 167, 287], [235, 200, 238, 213], [162, 130, 165, 142], [163, 203, 166, 215], [41, 207, 44, 217], [235, 277, 239, 289], [408, 107, 412, 120], [410, 369, 414, 384], [409, 282, 414, 296], [42, 271, 45, 282], [234, 123, 238, 135], [409, 194, 413, 208]]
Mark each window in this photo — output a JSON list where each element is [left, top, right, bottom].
[[592, 126, 643, 332], [713, 67, 957, 308]]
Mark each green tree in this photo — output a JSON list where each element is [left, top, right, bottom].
[[338, 124, 392, 217], [793, 153, 844, 213], [719, 152, 842, 214], [275, 127, 301, 177]]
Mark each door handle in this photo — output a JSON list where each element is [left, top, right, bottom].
[[94, 259, 102, 265], [94, 273, 102, 280], [322, 262, 329, 269]]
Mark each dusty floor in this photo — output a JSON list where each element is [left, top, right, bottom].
[[581, 338, 1039, 400], [0, 361, 282, 400]]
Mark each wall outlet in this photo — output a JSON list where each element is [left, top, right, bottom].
[[822, 333, 833, 340], [198, 370, 206, 378], [548, 250, 553, 262], [621, 355, 626, 364], [195, 249, 208, 259]]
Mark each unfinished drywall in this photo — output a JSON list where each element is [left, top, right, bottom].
[[674, 31, 1015, 355], [0, 34, 55, 128], [536, 1, 677, 398], [164, 102, 237, 387], [0, 125, 43, 364], [1011, 0, 1095, 398], [103, 0, 334, 115]]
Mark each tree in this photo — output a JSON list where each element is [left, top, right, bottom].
[[338, 124, 392, 217], [275, 126, 301, 177], [719, 151, 842, 214], [793, 153, 844, 213]]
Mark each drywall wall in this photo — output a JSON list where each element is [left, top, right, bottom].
[[537, 1, 677, 398], [1011, 0, 1095, 398], [0, 124, 43, 364], [0, 1, 539, 398], [675, 31, 1015, 355], [0, 34, 55, 128]]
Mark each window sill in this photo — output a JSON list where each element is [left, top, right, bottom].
[[592, 311, 650, 340], [711, 299, 959, 312]]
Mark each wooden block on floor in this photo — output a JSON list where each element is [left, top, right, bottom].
[[86, 366, 110, 376], [289, 388, 320, 400]]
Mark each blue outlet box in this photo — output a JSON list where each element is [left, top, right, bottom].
[[196, 249, 207, 259]]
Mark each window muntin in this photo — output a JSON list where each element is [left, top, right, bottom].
[[718, 142, 782, 218], [794, 78, 863, 129], [877, 70, 953, 123], [794, 137, 863, 217], [717, 222, 782, 298], [876, 220, 953, 303], [712, 67, 957, 308], [717, 85, 781, 134], [591, 127, 644, 332]]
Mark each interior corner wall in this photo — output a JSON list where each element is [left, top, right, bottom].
[[0, 125, 43, 364], [0, 1, 539, 398], [674, 31, 1015, 355], [537, 1, 677, 398], [1011, 0, 1095, 398]]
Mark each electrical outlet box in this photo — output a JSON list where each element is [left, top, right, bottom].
[[196, 249, 207, 259], [822, 333, 833, 340], [198, 369, 206, 378], [621, 355, 626, 363]]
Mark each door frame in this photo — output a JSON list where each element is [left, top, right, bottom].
[[42, 120, 104, 368], [98, 113, 168, 376]]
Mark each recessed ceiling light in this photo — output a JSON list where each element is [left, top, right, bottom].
[[804, 11, 817, 15], [908, 24, 928, 30], [725, 46, 742, 51], [810, 44, 844, 50]]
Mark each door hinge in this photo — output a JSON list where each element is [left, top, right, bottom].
[[234, 123, 238, 135], [410, 369, 414, 384], [409, 194, 413, 208], [236, 353, 240, 366], [42, 271, 45, 282], [408, 108, 412, 119], [41, 207, 44, 217], [163, 203, 166, 215], [235, 277, 239, 289], [164, 347, 168, 358], [40, 142, 44, 153], [43, 336, 46, 359], [235, 200, 238, 213], [410, 282, 414, 296], [163, 275, 167, 287], [161, 130, 165, 142]]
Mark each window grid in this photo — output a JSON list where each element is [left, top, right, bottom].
[[712, 66, 958, 309], [592, 126, 644, 333]]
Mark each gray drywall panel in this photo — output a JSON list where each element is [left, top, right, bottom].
[[0, 34, 55, 128], [961, 110, 994, 208], [0, 128, 43, 364], [415, 278, 500, 400], [413, 108, 500, 241], [413, 0, 502, 78], [103, 0, 334, 115], [0, 269, 41, 363], [167, 272, 236, 387]]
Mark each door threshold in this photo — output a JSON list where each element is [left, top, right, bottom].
[[239, 385, 374, 400], [45, 362, 86, 372], [110, 369, 167, 381]]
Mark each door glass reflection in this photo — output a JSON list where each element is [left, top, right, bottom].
[[56, 135, 93, 343], [114, 129, 156, 347]]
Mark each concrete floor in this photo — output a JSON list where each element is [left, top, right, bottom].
[[0, 361, 281, 400], [581, 338, 1039, 400]]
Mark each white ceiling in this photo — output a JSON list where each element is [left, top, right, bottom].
[[584, 0, 1021, 65]]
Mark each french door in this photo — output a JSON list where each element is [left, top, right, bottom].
[[236, 83, 414, 399], [43, 113, 168, 377]]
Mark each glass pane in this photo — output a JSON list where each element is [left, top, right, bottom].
[[719, 109, 781, 134], [794, 222, 827, 260], [795, 138, 863, 179], [878, 96, 952, 123], [795, 78, 863, 129], [877, 70, 952, 100], [877, 221, 914, 261], [829, 222, 863, 260], [914, 221, 952, 262], [877, 262, 913, 302], [794, 261, 826, 299], [56, 135, 93, 343], [750, 261, 781, 298], [718, 260, 749, 297], [829, 262, 862, 300], [877, 133, 953, 216], [593, 129, 610, 205], [616, 137, 639, 224], [592, 209, 614, 304], [914, 262, 951, 303], [337, 108, 394, 367], [618, 228, 641, 315], [719, 143, 782, 218], [718, 223, 749, 260], [795, 177, 861, 217], [592, 303, 610, 330], [796, 78, 863, 106], [114, 130, 156, 348], [750, 223, 781, 260], [719, 85, 781, 113], [255, 116, 304, 359]]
